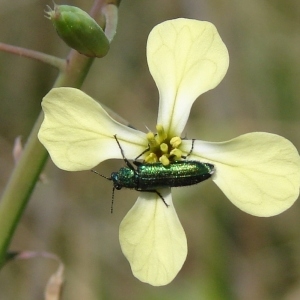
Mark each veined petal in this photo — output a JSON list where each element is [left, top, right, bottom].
[[181, 133, 300, 217], [38, 87, 147, 171], [147, 19, 229, 136], [119, 189, 187, 286]]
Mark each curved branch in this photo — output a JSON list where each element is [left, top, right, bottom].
[[0, 42, 66, 70]]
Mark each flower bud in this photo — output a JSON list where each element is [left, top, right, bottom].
[[46, 4, 110, 58]]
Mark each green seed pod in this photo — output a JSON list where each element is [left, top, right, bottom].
[[46, 4, 110, 58]]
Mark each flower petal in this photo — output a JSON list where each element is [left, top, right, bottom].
[[182, 133, 300, 216], [38, 87, 147, 171], [147, 19, 229, 136], [119, 189, 187, 286]]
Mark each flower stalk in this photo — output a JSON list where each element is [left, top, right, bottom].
[[0, 52, 93, 269], [0, 0, 120, 268]]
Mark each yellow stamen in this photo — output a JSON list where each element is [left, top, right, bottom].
[[170, 136, 182, 148], [156, 124, 167, 143], [147, 131, 159, 148], [143, 125, 184, 166], [160, 143, 169, 154], [145, 152, 158, 163], [159, 155, 170, 166], [170, 148, 182, 160]]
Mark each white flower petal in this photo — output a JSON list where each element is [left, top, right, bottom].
[[147, 19, 229, 136], [119, 189, 187, 286], [38, 87, 147, 171], [182, 133, 300, 216]]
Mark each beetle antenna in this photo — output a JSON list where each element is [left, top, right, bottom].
[[91, 169, 111, 181], [111, 187, 115, 213], [92, 170, 116, 213]]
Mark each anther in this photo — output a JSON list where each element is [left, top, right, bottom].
[[170, 136, 182, 148], [147, 132, 159, 148], [160, 143, 169, 154], [159, 155, 170, 166], [156, 124, 167, 143], [145, 152, 158, 163], [170, 148, 182, 160]]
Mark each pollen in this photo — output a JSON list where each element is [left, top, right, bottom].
[[144, 124, 185, 165]]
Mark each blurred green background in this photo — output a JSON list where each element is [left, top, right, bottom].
[[1, 0, 300, 299]]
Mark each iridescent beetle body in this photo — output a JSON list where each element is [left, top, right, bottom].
[[92, 135, 214, 211], [112, 160, 214, 191]]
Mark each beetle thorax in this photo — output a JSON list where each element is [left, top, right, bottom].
[[111, 167, 136, 190]]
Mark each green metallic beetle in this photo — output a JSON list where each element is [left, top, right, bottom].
[[93, 135, 214, 211]]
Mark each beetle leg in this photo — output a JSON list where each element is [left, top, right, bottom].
[[155, 190, 169, 207], [113, 134, 136, 172], [182, 138, 195, 159], [134, 145, 150, 162], [138, 189, 169, 207]]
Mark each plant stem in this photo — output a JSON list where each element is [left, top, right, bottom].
[[0, 0, 120, 268], [0, 52, 93, 268]]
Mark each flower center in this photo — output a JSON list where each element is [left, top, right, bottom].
[[143, 124, 185, 166]]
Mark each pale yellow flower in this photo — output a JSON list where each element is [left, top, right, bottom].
[[38, 19, 300, 286]]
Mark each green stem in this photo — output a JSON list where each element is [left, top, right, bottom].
[[0, 51, 93, 268], [0, 0, 120, 268]]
